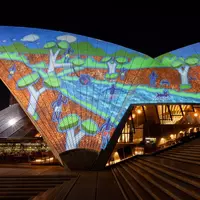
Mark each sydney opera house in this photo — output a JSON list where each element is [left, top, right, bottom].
[[0, 26, 200, 199]]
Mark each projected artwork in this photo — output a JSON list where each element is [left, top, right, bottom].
[[0, 26, 200, 162]]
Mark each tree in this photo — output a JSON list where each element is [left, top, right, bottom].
[[44, 42, 57, 49], [81, 119, 98, 135], [44, 76, 61, 88], [172, 56, 199, 90], [17, 73, 61, 120], [58, 116, 99, 150], [101, 56, 128, 81], [57, 41, 69, 49], [17, 73, 45, 120], [44, 41, 72, 73], [71, 58, 85, 66], [58, 114, 84, 150]]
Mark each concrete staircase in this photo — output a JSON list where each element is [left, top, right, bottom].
[[1, 138, 200, 200], [0, 175, 76, 200], [112, 137, 200, 200]]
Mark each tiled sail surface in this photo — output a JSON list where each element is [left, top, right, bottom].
[[0, 26, 200, 162]]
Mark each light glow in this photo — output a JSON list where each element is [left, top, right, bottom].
[[8, 118, 17, 126]]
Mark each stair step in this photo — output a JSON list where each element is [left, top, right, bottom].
[[121, 163, 174, 200], [0, 188, 47, 191], [0, 184, 57, 188], [144, 156, 200, 176], [111, 168, 131, 200], [0, 196, 33, 199], [112, 167, 138, 200], [32, 177, 79, 200], [170, 146, 200, 149], [0, 191, 39, 196], [33, 184, 63, 200], [0, 176, 71, 179], [120, 164, 170, 200], [162, 153, 200, 161], [169, 148, 200, 152], [175, 149, 200, 152], [117, 165, 154, 199], [182, 145, 200, 147], [166, 152, 200, 158], [137, 158, 200, 188], [168, 150, 200, 155], [157, 155, 200, 165], [141, 157, 200, 179], [0, 181, 65, 184], [126, 161, 189, 200], [129, 160, 200, 199]]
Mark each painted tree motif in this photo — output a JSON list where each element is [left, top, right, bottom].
[[81, 119, 98, 135], [171, 56, 199, 90], [17, 73, 61, 120], [58, 114, 82, 150], [69, 57, 86, 78], [44, 41, 72, 73], [101, 57, 128, 81], [58, 114, 99, 150], [17, 73, 44, 120]]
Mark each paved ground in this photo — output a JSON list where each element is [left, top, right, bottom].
[[0, 164, 123, 200], [1, 138, 200, 200], [0, 164, 77, 177]]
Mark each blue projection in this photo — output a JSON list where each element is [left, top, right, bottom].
[[0, 26, 200, 162]]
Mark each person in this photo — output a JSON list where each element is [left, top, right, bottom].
[[149, 71, 158, 87], [52, 94, 68, 122], [100, 118, 112, 150]]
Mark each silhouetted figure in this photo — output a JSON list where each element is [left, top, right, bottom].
[[149, 71, 158, 87]]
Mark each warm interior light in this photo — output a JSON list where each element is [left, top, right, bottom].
[[161, 138, 165, 141], [35, 159, 43, 162], [132, 113, 136, 118], [113, 152, 120, 163], [35, 133, 42, 138], [159, 137, 166, 145], [194, 113, 198, 117], [170, 134, 176, 139], [46, 157, 54, 161], [8, 118, 17, 126], [137, 109, 142, 114]]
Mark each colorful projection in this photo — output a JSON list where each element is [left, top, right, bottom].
[[0, 26, 200, 162]]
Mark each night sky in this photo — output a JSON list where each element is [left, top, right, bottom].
[[0, 14, 199, 110]]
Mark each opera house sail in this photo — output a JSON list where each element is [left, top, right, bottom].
[[0, 26, 200, 169]]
